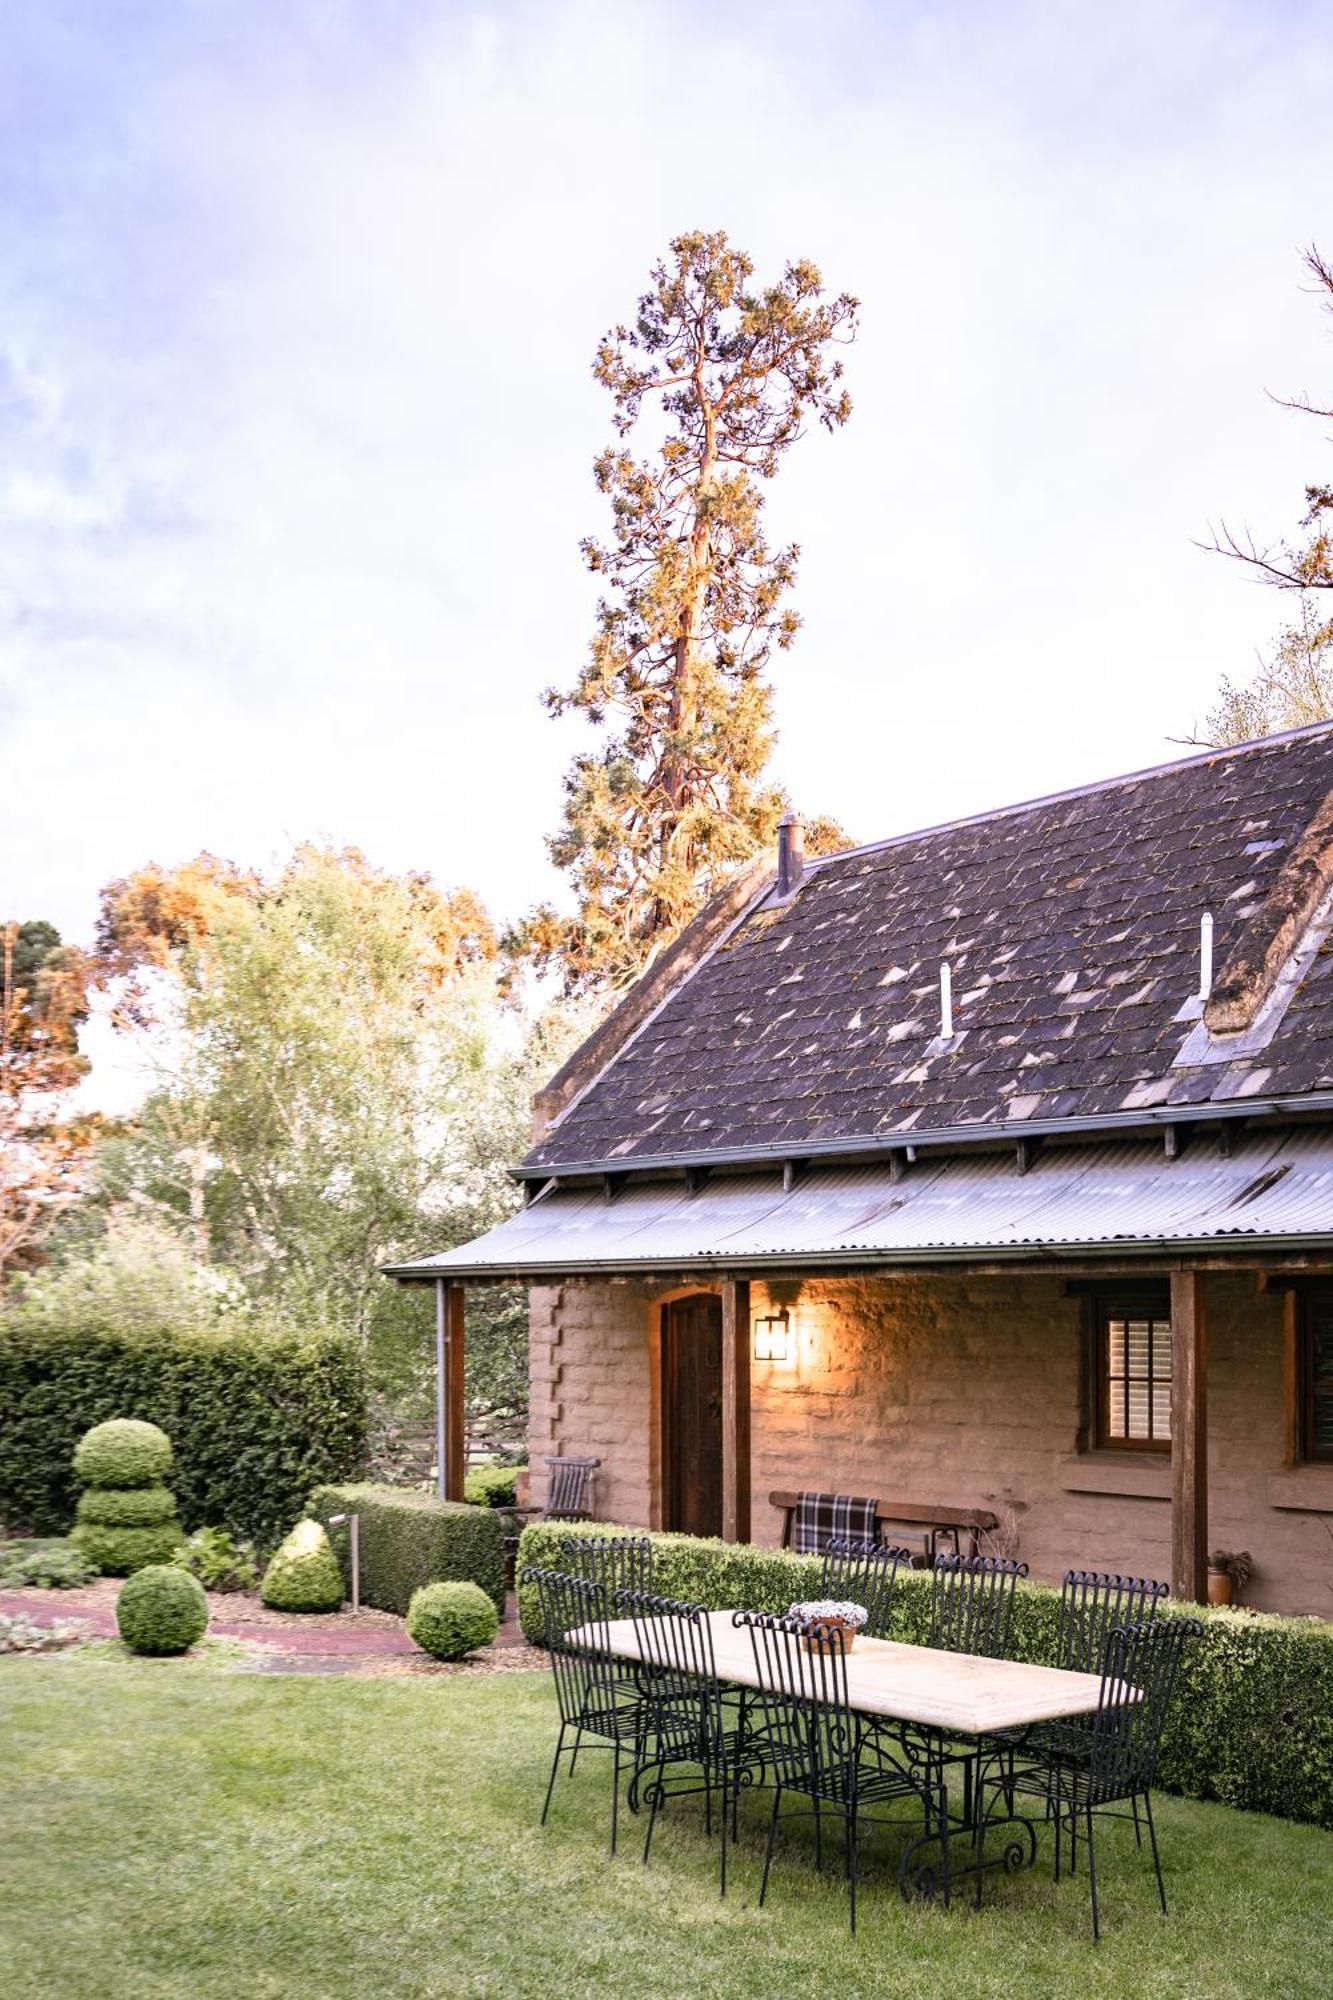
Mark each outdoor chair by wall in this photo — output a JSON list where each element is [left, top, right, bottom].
[[543, 1455, 600, 1521], [819, 1537, 912, 1640], [735, 1609, 940, 1934], [978, 1616, 1204, 1940], [529, 1567, 647, 1856]]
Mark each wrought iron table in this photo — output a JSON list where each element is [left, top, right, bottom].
[[589, 1609, 1117, 1904]]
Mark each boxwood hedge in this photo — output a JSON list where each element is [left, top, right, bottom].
[[308, 1483, 506, 1616], [517, 1519, 1333, 1832], [0, 1319, 366, 1546]]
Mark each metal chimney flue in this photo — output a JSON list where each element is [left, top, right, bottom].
[[777, 811, 804, 899]]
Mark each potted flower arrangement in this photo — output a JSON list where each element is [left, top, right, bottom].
[[788, 1599, 870, 1654], [1206, 1549, 1254, 1606]]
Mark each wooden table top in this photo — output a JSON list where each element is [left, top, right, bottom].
[[589, 1610, 1112, 1736]]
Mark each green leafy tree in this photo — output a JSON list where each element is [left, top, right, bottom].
[[1200, 246, 1333, 743], [79, 848, 585, 1427], [522, 230, 857, 991], [1203, 593, 1333, 745]]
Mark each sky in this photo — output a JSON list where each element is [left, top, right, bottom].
[[3, 0, 1333, 951]]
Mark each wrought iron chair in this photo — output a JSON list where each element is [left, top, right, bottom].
[[543, 1455, 600, 1520], [820, 1536, 911, 1639], [621, 1589, 763, 1896], [735, 1609, 939, 1934], [928, 1552, 1029, 1657], [979, 1616, 1203, 1939], [563, 1535, 654, 1595], [529, 1567, 649, 1856]]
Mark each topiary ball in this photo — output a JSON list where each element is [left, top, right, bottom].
[[406, 1580, 499, 1661], [74, 1420, 174, 1490], [71, 1519, 185, 1577], [116, 1565, 209, 1656], [260, 1520, 345, 1613]]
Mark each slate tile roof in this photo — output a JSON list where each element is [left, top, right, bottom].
[[526, 725, 1333, 1172]]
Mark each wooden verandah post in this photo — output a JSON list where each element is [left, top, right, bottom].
[[1170, 1269, 1208, 1603], [435, 1278, 466, 1502], [720, 1278, 751, 1544]]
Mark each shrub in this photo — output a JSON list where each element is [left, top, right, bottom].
[[71, 1521, 185, 1575], [261, 1520, 344, 1613], [75, 1485, 179, 1529], [116, 1564, 209, 1655], [0, 1538, 98, 1589], [0, 1316, 367, 1545], [69, 1418, 186, 1578], [0, 1611, 84, 1653], [407, 1580, 499, 1660], [172, 1527, 260, 1593], [463, 1464, 525, 1509], [73, 1419, 173, 1489], [516, 1520, 1333, 1832], [307, 1483, 505, 1616]]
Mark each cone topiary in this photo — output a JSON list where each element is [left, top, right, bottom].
[[116, 1564, 209, 1656], [260, 1519, 344, 1612], [70, 1420, 185, 1576], [406, 1579, 499, 1661]]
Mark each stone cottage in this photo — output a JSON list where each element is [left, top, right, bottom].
[[390, 725, 1333, 1616]]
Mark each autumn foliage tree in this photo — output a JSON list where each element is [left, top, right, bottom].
[[523, 230, 857, 990], [1, 921, 93, 1278]]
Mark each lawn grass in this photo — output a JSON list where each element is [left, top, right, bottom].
[[3, 1655, 1332, 2000]]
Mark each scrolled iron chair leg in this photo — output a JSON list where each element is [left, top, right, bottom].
[[759, 1784, 783, 1909], [1085, 1804, 1100, 1944]]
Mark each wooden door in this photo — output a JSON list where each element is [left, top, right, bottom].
[[663, 1294, 723, 1538]]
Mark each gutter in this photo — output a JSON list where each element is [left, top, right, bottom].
[[514, 1092, 1333, 1187]]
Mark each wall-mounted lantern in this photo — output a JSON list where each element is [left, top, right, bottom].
[[753, 1308, 792, 1363]]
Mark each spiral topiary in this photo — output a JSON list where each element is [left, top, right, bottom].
[[116, 1564, 209, 1656], [406, 1579, 499, 1661], [260, 1519, 344, 1613], [70, 1420, 185, 1576]]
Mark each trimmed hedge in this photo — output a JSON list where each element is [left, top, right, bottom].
[[464, 1464, 525, 1509], [116, 1564, 209, 1655], [407, 1580, 499, 1660], [308, 1483, 506, 1616], [517, 1520, 1333, 1832], [0, 1319, 367, 1545]]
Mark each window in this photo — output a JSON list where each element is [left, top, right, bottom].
[[1093, 1290, 1172, 1452], [1301, 1291, 1333, 1463]]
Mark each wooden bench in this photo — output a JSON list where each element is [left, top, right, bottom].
[[769, 1490, 1000, 1564]]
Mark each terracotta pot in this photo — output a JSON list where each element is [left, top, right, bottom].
[[1207, 1568, 1234, 1606], [801, 1619, 858, 1655]]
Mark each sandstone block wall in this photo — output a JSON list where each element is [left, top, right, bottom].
[[528, 1269, 1333, 1617]]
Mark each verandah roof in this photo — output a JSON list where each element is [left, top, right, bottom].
[[386, 1124, 1333, 1281]]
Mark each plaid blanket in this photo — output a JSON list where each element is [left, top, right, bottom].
[[790, 1490, 880, 1556]]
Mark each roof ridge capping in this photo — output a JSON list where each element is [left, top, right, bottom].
[[1205, 782, 1333, 1033], [798, 717, 1333, 877], [530, 854, 775, 1145]]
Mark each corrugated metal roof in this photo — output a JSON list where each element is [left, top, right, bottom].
[[386, 1126, 1333, 1279]]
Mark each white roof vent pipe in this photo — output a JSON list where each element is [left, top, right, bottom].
[[776, 811, 804, 899], [1199, 912, 1214, 1001], [939, 961, 954, 1041]]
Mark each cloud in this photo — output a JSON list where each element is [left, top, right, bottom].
[[2, 0, 1332, 941]]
